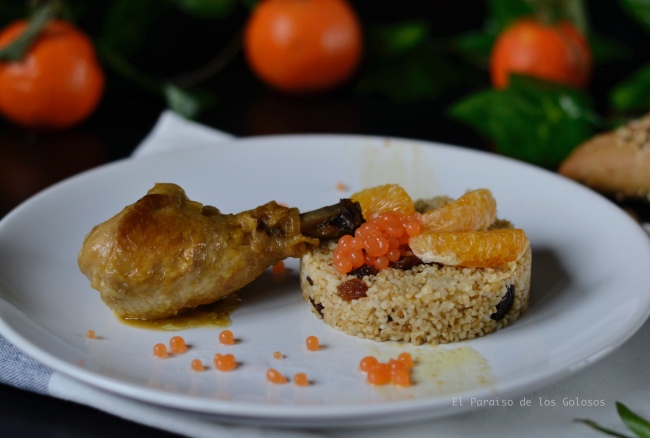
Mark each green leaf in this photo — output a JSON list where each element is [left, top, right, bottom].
[[610, 63, 650, 112], [101, 0, 167, 57], [452, 30, 495, 67], [163, 83, 214, 119], [166, 0, 236, 19], [449, 75, 598, 167], [574, 418, 635, 438], [0, 3, 56, 61], [617, 402, 650, 438], [358, 22, 468, 103], [357, 40, 466, 103], [365, 20, 430, 56], [619, 0, 650, 33]]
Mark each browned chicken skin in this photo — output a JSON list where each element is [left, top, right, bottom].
[[78, 183, 362, 320]]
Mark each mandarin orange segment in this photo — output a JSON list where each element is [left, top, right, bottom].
[[409, 229, 528, 267], [351, 184, 415, 219], [419, 189, 497, 232]]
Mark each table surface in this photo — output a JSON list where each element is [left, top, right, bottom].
[[1, 2, 648, 436]]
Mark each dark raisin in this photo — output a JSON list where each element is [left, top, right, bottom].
[[390, 255, 423, 271], [349, 265, 379, 278], [337, 278, 368, 301], [491, 284, 515, 320], [309, 298, 324, 316], [306, 276, 314, 286]]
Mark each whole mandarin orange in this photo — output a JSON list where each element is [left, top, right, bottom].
[[0, 20, 104, 129], [244, 0, 362, 94], [490, 18, 591, 89]]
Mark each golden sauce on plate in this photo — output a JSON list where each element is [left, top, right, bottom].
[[117, 295, 241, 331]]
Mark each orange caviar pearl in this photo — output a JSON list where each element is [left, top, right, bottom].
[[334, 211, 422, 274], [213, 353, 237, 371], [191, 359, 205, 371], [306, 335, 320, 351], [387, 248, 401, 262], [364, 235, 389, 257], [219, 330, 235, 345], [397, 352, 414, 368], [374, 255, 389, 270], [349, 249, 365, 268], [294, 372, 309, 386], [359, 355, 378, 372], [392, 368, 411, 386], [273, 351, 283, 359], [169, 336, 188, 354], [153, 343, 168, 359], [266, 368, 288, 384], [367, 363, 391, 385], [86, 330, 96, 339], [405, 219, 421, 236], [272, 260, 285, 274]]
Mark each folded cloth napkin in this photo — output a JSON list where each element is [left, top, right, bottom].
[[1, 111, 649, 438]]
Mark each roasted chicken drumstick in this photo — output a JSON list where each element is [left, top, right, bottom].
[[78, 183, 362, 320]]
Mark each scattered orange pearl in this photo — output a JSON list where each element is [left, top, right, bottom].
[[169, 336, 188, 354], [367, 363, 391, 386], [359, 352, 415, 386], [86, 330, 96, 339], [273, 351, 283, 359], [191, 359, 205, 371], [272, 260, 285, 274], [336, 182, 349, 192], [306, 335, 320, 351], [294, 372, 310, 386], [392, 368, 411, 387], [213, 353, 237, 371], [266, 368, 288, 384], [359, 355, 378, 372], [397, 352, 414, 368], [219, 330, 235, 345], [153, 343, 168, 359]]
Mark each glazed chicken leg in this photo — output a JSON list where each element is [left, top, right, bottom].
[[78, 183, 362, 320]]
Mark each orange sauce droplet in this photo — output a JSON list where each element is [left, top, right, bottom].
[[273, 351, 283, 359], [191, 359, 204, 371], [86, 330, 96, 339]]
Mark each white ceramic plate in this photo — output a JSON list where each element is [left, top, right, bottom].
[[1, 135, 650, 427]]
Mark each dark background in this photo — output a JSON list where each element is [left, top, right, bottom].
[[0, 1, 648, 436]]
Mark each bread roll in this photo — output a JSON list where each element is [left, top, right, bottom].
[[558, 113, 650, 199]]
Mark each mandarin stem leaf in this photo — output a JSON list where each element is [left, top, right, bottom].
[[574, 418, 635, 438], [0, 2, 56, 61], [617, 402, 650, 438]]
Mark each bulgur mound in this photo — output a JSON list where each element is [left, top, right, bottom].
[[299, 197, 532, 346]]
